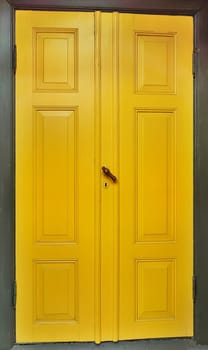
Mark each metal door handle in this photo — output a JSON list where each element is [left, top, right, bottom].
[[102, 166, 117, 183]]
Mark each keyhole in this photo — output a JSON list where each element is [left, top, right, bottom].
[[104, 182, 109, 189]]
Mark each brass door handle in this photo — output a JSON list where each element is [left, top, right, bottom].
[[102, 166, 117, 183]]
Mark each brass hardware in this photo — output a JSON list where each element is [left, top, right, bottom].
[[102, 166, 117, 183]]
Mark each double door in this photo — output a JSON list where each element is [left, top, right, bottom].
[[16, 11, 193, 343]]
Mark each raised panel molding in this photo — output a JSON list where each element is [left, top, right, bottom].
[[136, 259, 176, 321], [33, 28, 78, 92], [34, 260, 78, 323], [33, 107, 78, 244], [136, 109, 176, 243], [135, 32, 176, 94]]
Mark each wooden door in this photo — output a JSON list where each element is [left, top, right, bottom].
[[16, 11, 193, 343], [16, 11, 95, 342], [118, 14, 193, 339]]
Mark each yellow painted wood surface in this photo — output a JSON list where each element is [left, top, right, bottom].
[[119, 14, 193, 339], [16, 11, 193, 343], [16, 11, 96, 342]]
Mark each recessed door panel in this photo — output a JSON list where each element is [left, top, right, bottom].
[[34, 108, 77, 243], [136, 110, 176, 242]]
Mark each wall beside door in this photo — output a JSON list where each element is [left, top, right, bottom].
[[0, 1, 15, 350]]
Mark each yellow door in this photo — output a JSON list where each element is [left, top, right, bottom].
[[16, 11, 193, 343], [118, 14, 193, 339], [16, 11, 96, 342]]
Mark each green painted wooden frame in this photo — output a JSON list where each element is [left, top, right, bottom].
[[1, 0, 208, 348]]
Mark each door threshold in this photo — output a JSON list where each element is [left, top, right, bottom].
[[12, 339, 208, 350]]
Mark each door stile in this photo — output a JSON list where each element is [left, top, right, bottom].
[[112, 11, 120, 343], [94, 10, 102, 345], [99, 12, 119, 341]]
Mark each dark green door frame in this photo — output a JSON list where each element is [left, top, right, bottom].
[[0, 1, 15, 350], [1, 0, 208, 349]]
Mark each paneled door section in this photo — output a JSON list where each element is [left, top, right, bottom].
[[118, 14, 193, 339], [16, 11, 96, 342], [16, 11, 193, 343]]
